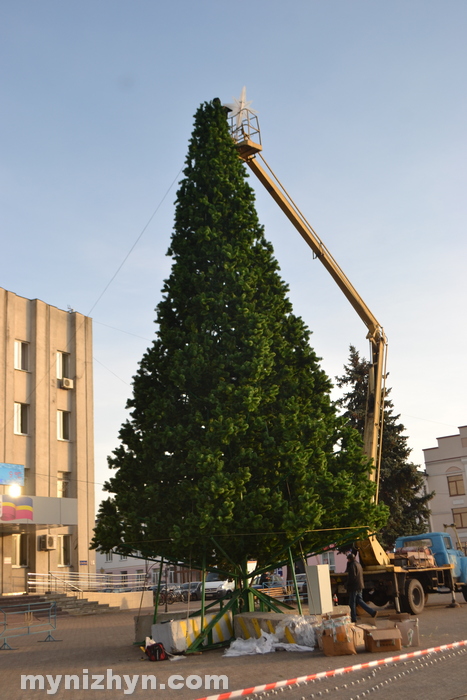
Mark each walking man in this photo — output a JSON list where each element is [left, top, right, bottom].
[[346, 553, 377, 623]]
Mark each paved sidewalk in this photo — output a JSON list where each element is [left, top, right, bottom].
[[1, 594, 466, 700]]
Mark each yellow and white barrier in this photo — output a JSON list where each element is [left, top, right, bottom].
[[234, 612, 302, 644], [151, 611, 233, 654], [234, 608, 350, 646]]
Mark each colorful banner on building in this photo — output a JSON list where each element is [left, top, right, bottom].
[[0, 495, 33, 521], [0, 463, 24, 486]]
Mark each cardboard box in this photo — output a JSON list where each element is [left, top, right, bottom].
[[322, 626, 357, 656], [352, 625, 366, 653], [316, 614, 351, 650], [374, 620, 397, 629], [354, 623, 376, 652], [365, 627, 402, 653], [322, 605, 351, 619], [372, 618, 419, 646]]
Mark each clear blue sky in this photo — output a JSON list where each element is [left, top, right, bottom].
[[2, 1, 466, 506]]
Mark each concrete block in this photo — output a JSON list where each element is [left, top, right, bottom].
[[151, 611, 233, 654], [134, 611, 188, 643]]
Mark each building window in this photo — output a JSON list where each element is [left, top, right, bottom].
[[321, 551, 336, 572], [14, 341, 29, 371], [12, 533, 28, 567], [136, 570, 144, 585], [58, 535, 72, 566], [105, 552, 113, 562], [57, 471, 71, 498], [119, 554, 127, 561], [14, 402, 29, 435], [57, 410, 71, 441], [448, 473, 465, 497], [57, 351, 70, 380], [121, 571, 128, 586], [452, 508, 467, 529]]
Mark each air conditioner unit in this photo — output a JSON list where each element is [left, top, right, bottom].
[[61, 377, 74, 389], [39, 534, 57, 551]]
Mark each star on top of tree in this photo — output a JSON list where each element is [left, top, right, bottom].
[[225, 86, 257, 128]]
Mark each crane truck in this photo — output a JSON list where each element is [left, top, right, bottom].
[[225, 90, 467, 614]]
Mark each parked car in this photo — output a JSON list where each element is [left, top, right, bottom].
[[180, 581, 203, 602], [290, 573, 308, 599], [204, 572, 235, 599], [251, 573, 285, 589]]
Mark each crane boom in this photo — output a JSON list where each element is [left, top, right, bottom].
[[246, 155, 382, 340], [227, 108, 389, 567]]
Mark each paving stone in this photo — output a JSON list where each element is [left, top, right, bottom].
[[0, 593, 466, 700]]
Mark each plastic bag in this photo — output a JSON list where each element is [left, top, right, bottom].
[[224, 629, 314, 657], [275, 615, 318, 648]]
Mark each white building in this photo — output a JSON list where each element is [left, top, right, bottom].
[[424, 425, 467, 552], [95, 548, 204, 589], [95, 549, 158, 588], [0, 287, 95, 594]]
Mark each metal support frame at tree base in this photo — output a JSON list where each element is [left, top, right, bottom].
[[185, 584, 295, 654], [114, 525, 372, 653], [153, 546, 296, 654], [165, 531, 368, 652]]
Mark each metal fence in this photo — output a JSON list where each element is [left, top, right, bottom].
[[27, 571, 153, 596], [0, 600, 58, 650], [26, 573, 309, 602]]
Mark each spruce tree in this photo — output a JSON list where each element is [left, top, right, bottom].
[[93, 100, 386, 573], [336, 346, 432, 549]]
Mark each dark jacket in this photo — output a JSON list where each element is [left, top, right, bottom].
[[346, 559, 364, 591]]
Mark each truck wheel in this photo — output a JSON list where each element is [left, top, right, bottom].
[[462, 586, 467, 603], [404, 579, 425, 615]]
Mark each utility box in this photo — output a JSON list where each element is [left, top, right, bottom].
[[305, 564, 333, 615]]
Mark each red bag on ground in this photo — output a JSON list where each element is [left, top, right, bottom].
[[145, 641, 168, 661]]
